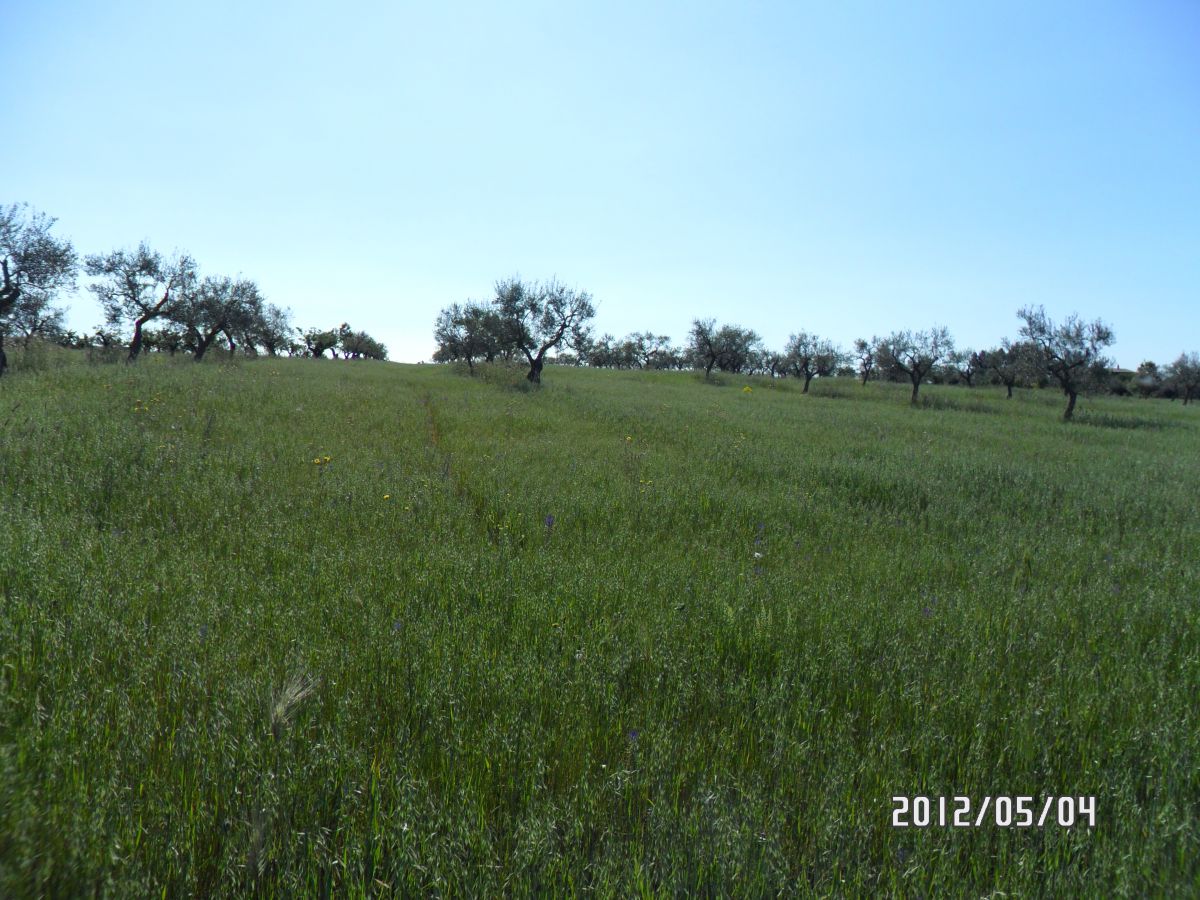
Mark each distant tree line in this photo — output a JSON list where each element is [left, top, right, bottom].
[[3, 202, 1194, 419], [0, 202, 387, 374], [435, 277, 1198, 420]]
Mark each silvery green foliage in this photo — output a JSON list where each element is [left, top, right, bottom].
[[784, 331, 843, 392], [0, 203, 77, 358], [1018, 305, 1115, 419], [1165, 351, 1200, 405], [876, 326, 954, 403], [85, 243, 198, 361], [688, 318, 763, 378], [491, 277, 597, 383]]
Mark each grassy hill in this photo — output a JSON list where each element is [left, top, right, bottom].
[[1, 356, 1197, 895]]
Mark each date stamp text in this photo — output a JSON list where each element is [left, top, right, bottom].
[[892, 796, 1096, 829]]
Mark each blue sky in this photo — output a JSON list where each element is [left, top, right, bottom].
[[7, 0, 1198, 366]]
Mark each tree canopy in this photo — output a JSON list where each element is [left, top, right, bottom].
[[172, 275, 264, 361], [688, 319, 763, 379], [784, 332, 842, 393], [434, 278, 595, 383], [1018, 306, 1114, 419], [1165, 352, 1200, 406], [493, 277, 596, 383], [0, 203, 77, 368], [876, 327, 953, 404], [433, 302, 508, 372], [86, 244, 197, 362]]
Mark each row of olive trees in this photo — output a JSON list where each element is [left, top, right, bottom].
[[686, 313, 1198, 417], [0, 202, 388, 372], [52, 317, 386, 362], [1128, 357, 1200, 404], [297, 323, 387, 360], [84, 244, 272, 362], [433, 279, 1198, 420]]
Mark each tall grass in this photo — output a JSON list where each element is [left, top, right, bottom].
[[0, 358, 1196, 895]]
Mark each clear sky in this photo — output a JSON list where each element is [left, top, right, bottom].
[[7, 0, 1198, 366]]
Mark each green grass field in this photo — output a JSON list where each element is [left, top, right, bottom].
[[1, 353, 1197, 896]]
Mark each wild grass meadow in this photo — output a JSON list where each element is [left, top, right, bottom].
[[0, 352, 1197, 896]]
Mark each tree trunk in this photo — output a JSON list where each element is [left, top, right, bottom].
[[910, 378, 920, 405], [1063, 390, 1078, 420], [1005, 381, 1013, 399], [705, 359, 716, 379], [466, 356, 475, 375], [127, 317, 147, 362], [860, 371, 870, 386], [0, 333, 7, 377], [194, 330, 219, 362], [802, 373, 814, 394], [0, 261, 18, 321], [527, 355, 544, 383]]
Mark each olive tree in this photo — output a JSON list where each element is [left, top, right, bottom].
[[433, 301, 508, 373], [877, 327, 954, 404], [946, 349, 987, 387], [688, 319, 763, 379], [8, 292, 67, 348], [853, 337, 879, 385], [251, 304, 294, 356], [171, 275, 264, 362], [763, 351, 788, 378], [623, 332, 674, 369], [784, 331, 842, 393], [982, 340, 1040, 398], [491, 277, 595, 383], [1, 203, 78, 374], [1165, 352, 1200, 405], [86, 244, 197, 362], [300, 327, 339, 358], [583, 333, 619, 368], [1017, 306, 1114, 420], [339, 327, 387, 360], [144, 326, 186, 355]]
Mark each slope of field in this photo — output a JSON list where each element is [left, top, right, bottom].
[[1, 357, 1197, 895]]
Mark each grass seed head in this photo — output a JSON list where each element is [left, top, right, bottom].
[[270, 672, 318, 740]]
